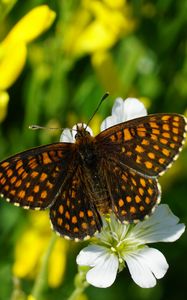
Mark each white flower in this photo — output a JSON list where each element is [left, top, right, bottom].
[[100, 97, 147, 131], [60, 97, 146, 142], [76, 205, 185, 288]]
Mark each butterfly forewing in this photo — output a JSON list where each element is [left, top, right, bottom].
[[97, 114, 187, 177], [50, 166, 102, 240], [0, 143, 76, 209]]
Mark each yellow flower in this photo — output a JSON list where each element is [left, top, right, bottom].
[[0, 90, 9, 122], [48, 238, 67, 287], [0, 5, 56, 120], [103, 0, 125, 8], [2, 5, 56, 46], [13, 211, 67, 288], [27, 296, 36, 300], [62, 0, 135, 94], [0, 42, 27, 91], [63, 0, 135, 57]]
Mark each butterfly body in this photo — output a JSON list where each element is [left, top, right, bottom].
[[0, 114, 186, 240], [75, 126, 111, 214]]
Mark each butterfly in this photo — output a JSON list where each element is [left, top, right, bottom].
[[0, 113, 186, 241]]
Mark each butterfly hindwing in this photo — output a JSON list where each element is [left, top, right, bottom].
[[50, 166, 102, 240], [0, 143, 76, 209], [102, 159, 161, 222], [97, 114, 187, 177]]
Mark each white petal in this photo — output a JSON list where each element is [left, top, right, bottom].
[[110, 97, 125, 124], [125, 247, 168, 288], [100, 97, 147, 131], [121, 98, 147, 121], [76, 245, 108, 266], [86, 253, 119, 288], [60, 128, 74, 142], [128, 204, 185, 244], [100, 115, 118, 131]]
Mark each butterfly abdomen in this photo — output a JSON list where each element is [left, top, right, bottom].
[[85, 168, 111, 214], [76, 138, 111, 214]]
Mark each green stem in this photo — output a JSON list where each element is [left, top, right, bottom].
[[67, 285, 88, 300], [67, 268, 89, 300], [31, 233, 57, 300]]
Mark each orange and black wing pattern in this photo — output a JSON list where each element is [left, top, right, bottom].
[[50, 166, 102, 240], [97, 114, 187, 177], [102, 159, 160, 223], [0, 143, 76, 209]]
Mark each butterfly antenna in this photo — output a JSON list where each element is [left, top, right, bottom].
[[85, 92, 109, 130], [29, 125, 65, 130], [30, 92, 109, 132], [29, 125, 78, 136]]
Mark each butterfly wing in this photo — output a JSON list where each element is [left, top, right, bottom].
[[96, 114, 187, 177], [50, 165, 102, 240], [0, 143, 77, 209], [101, 158, 160, 223]]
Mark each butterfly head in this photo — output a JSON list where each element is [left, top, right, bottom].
[[74, 123, 93, 141]]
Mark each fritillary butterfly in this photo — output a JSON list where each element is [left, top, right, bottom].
[[0, 113, 186, 240]]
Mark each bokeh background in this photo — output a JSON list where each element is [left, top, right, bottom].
[[0, 0, 187, 299]]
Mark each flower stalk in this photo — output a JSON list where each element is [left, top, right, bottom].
[[31, 233, 57, 299], [67, 267, 89, 300]]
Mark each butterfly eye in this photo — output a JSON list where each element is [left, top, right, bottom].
[[75, 132, 81, 139], [85, 130, 91, 136]]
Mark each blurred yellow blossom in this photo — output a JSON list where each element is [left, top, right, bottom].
[[48, 238, 67, 287], [2, 5, 56, 46], [0, 5, 56, 120], [27, 296, 36, 300], [0, 42, 27, 90], [0, 90, 9, 122], [13, 211, 67, 288], [62, 0, 135, 95], [63, 0, 135, 57], [103, 0, 124, 9]]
